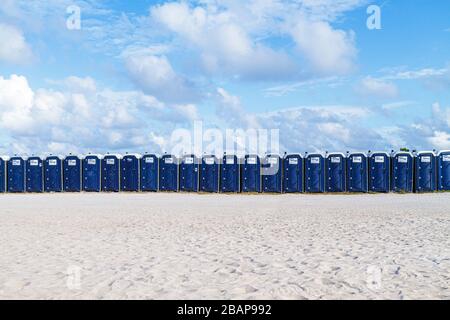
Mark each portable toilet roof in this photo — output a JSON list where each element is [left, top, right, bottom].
[[369, 151, 390, 156], [123, 153, 142, 158], [284, 153, 303, 158], [45, 154, 64, 160], [347, 151, 368, 157], [437, 150, 450, 156], [104, 153, 123, 159], [83, 153, 104, 159], [392, 151, 414, 157], [306, 151, 325, 157], [417, 150, 436, 155], [327, 152, 346, 157]]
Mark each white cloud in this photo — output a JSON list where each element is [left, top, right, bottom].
[[381, 101, 415, 111], [0, 23, 32, 64], [171, 104, 200, 122], [263, 76, 346, 96], [358, 76, 398, 98], [151, 1, 298, 80], [428, 131, 450, 150], [0, 74, 34, 133], [382, 67, 448, 80], [216, 87, 260, 128], [0, 74, 200, 154], [150, 1, 363, 78], [290, 18, 357, 74], [256, 105, 376, 152], [64, 76, 97, 93], [125, 53, 198, 103], [216, 89, 450, 152]]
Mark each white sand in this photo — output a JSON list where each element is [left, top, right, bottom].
[[0, 192, 449, 300]]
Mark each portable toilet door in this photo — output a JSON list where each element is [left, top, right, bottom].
[[437, 150, 450, 191], [7, 156, 25, 193], [140, 154, 158, 192], [159, 154, 178, 192], [305, 153, 325, 193], [102, 154, 121, 192], [326, 153, 346, 192], [346, 153, 368, 193], [0, 156, 7, 193], [83, 154, 102, 192], [179, 154, 199, 192], [369, 152, 390, 193], [200, 155, 219, 192], [415, 151, 436, 193], [391, 152, 413, 193], [44, 155, 63, 192], [282, 154, 303, 193], [220, 154, 239, 193], [26, 156, 44, 193], [64, 154, 82, 192], [241, 154, 261, 192], [262, 154, 282, 193], [121, 154, 140, 192]]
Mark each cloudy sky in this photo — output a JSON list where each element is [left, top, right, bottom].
[[0, 0, 449, 156]]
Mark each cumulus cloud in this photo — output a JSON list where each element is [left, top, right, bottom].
[[256, 105, 377, 152], [0, 74, 200, 155], [428, 131, 450, 150], [290, 18, 357, 74], [215, 88, 450, 152], [0, 74, 34, 133], [125, 53, 199, 103], [151, 1, 298, 80], [0, 23, 32, 64], [216, 88, 259, 129], [63, 76, 97, 93], [147, 0, 364, 80]]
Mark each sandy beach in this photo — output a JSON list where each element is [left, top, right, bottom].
[[0, 193, 449, 300]]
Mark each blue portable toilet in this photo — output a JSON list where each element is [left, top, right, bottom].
[[262, 154, 282, 193], [437, 150, 450, 191], [179, 154, 199, 192], [140, 153, 158, 192], [102, 154, 121, 192], [26, 156, 44, 193], [0, 156, 7, 193], [326, 153, 346, 192], [415, 151, 436, 193], [369, 152, 390, 193], [83, 154, 102, 192], [305, 153, 325, 193], [159, 154, 178, 192], [391, 151, 413, 193], [64, 154, 82, 192], [44, 155, 63, 192], [8, 156, 25, 193], [346, 152, 368, 193], [282, 154, 303, 193], [220, 154, 239, 193], [121, 154, 140, 192], [200, 155, 219, 192], [241, 154, 261, 192]]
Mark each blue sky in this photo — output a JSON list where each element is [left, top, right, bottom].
[[0, 0, 449, 155]]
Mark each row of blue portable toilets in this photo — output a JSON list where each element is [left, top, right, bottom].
[[0, 151, 449, 193]]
